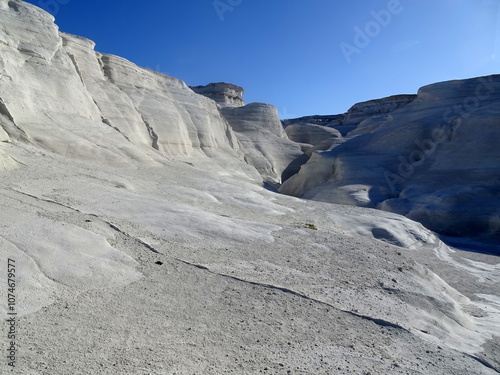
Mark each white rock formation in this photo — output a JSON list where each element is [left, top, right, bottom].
[[343, 94, 417, 128], [0, 0, 299, 185], [285, 122, 342, 155], [281, 76, 500, 240], [283, 95, 416, 136], [0, 0, 262, 179], [190, 83, 303, 185], [190, 82, 245, 108], [0, 1, 499, 374], [220, 102, 303, 185]]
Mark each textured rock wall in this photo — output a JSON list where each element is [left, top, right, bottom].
[[343, 94, 417, 127], [190, 82, 245, 108], [281, 76, 500, 240], [220, 103, 302, 185], [285, 123, 342, 155], [0, 0, 255, 175], [0, 0, 304, 183], [283, 95, 417, 136]]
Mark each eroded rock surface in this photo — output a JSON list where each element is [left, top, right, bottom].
[[221, 103, 302, 185], [190, 82, 245, 108], [281, 77, 500, 241]]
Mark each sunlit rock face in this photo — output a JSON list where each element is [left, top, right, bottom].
[[285, 123, 342, 155], [0, 1, 258, 172], [190, 82, 245, 108], [220, 103, 303, 185], [343, 94, 417, 129], [0, 1, 298, 183], [281, 76, 500, 240], [190, 83, 304, 184]]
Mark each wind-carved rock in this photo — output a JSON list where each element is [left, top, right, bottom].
[[283, 94, 417, 136], [192, 83, 303, 185], [280, 76, 500, 241], [343, 94, 417, 127], [220, 103, 303, 186], [0, 1, 303, 182], [0, 2, 267, 180], [2, 0, 499, 243], [1, 4, 499, 373], [190, 82, 245, 108]]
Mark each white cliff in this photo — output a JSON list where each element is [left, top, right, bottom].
[[0, 0, 264, 180], [220, 102, 303, 185], [281, 76, 500, 241], [190, 82, 245, 108]]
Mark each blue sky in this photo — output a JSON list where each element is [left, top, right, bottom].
[[24, 0, 499, 118]]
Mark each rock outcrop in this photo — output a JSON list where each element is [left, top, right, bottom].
[[283, 95, 417, 136], [343, 94, 417, 127], [0, 1, 285, 181], [190, 82, 245, 108], [220, 103, 302, 185], [190, 83, 302, 184], [280, 76, 500, 241], [0, 0, 300, 184], [285, 123, 342, 155]]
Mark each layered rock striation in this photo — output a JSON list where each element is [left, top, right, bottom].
[[220, 103, 302, 185], [190, 82, 245, 108], [0, 1, 241, 166], [191, 83, 302, 185], [0, 0, 298, 183], [283, 94, 417, 136]]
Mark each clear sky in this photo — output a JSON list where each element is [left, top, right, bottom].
[[23, 0, 499, 118]]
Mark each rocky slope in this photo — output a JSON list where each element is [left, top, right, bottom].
[[0, 2, 242, 167], [0, 1, 499, 374], [281, 78, 500, 243]]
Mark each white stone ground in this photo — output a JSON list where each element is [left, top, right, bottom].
[[0, 143, 498, 374]]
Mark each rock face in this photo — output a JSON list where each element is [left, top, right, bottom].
[[285, 123, 342, 155], [190, 82, 245, 108], [343, 94, 417, 127], [188, 82, 305, 185], [280, 76, 500, 241], [220, 103, 302, 185], [0, 0, 300, 184], [283, 95, 416, 136], [0, 0, 293, 181], [0, 2, 237, 162], [190, 83, 302, 184]]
